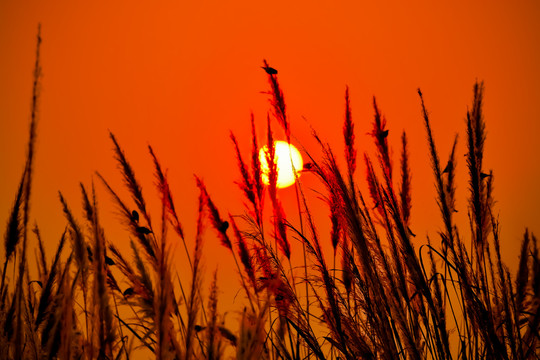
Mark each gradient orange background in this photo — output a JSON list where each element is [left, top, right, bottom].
[[1, 1, 540, 312]]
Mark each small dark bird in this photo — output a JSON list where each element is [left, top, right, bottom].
[[262, 65, 278, 75], [442, 161, 452, 174], [275, 294, 284, 301], [480, 172, 492, 180], [136, 226, 152, 235], [105, 256, 115, 266], [218, 220, 229, 234], [381, 129, 389, 138], [131, 210, 139, 222], [123, 287, 134, 297], [194, 325, 206, 332], [303, 162, 314, 171]]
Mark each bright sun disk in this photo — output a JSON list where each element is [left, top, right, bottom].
[[259, 141, 303, 189]]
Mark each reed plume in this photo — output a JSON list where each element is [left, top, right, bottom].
[[263, 59, 289, 140], [195, 176, 233, 251], [343, 86, 356, 182]]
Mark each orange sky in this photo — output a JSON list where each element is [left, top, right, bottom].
[[1, 1, 540, 309]]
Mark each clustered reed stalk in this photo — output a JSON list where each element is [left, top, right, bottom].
[[1, 29, 538, 360]]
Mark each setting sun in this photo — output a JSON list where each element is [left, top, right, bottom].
[[259, 141, 303, 188]]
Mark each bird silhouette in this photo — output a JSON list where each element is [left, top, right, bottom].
[[262, 66, 278, 75], [480, 172, 492, 180], [302, 162, 314, 172], [218, 220, 229, 234], [381, 129, 389, 138], [136, 226, 152, 235], [131, 210, 139, 222]]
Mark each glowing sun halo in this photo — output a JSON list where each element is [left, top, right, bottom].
[[259, 141, 303, 189]]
